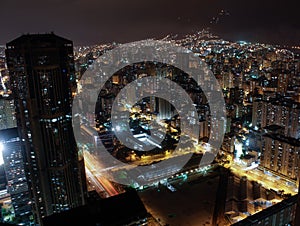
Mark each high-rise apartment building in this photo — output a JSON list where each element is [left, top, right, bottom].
[[252, 96, 300, 139], [260, 133, 300, 182], [5, 33, 86, 224]]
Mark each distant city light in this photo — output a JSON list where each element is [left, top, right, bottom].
[[115, 125, 121, 132], [245, 139, 249, 146]]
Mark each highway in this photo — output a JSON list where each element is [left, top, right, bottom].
[[85, 167, 108, 196], [84, 150, 120, 197], [82, 124, 298, 199]]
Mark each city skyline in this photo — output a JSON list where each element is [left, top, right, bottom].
[[0, 30, 298, 225]]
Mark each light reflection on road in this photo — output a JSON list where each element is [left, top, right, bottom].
[[84, 150, 120, 197]]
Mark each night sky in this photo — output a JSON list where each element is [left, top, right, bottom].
[[1, 0, 299, 46]]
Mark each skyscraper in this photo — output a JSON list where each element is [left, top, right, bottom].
[[0, 128, 33, 225], [5, 33, 86, 224], [260, 133, 300, 182]]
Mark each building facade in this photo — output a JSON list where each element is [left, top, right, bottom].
[[0, 95, 16, 130], [252, 97, 300, 139], [5, 34, 86, 224], [0, 128, 34, 224], [260, 133, 300, 182], [232, 194, 297, 226]]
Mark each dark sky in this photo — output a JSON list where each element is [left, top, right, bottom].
[[0, 0, 299, 46]]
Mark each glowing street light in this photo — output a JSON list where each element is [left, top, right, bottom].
[[115, 125, 121, 132]]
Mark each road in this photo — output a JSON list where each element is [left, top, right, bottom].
[[230, 162, 298, 195], [84, 150, 120, 197], [85, 167, 107, 195]]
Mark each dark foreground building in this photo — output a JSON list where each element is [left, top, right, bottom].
[[5, 33, 86, 224], [232, 195, 297, 226], [295, 184, 300, 225], [43, 190, 148, 226]]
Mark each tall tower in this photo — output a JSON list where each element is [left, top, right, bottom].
[[5, 33, 86, 224]]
